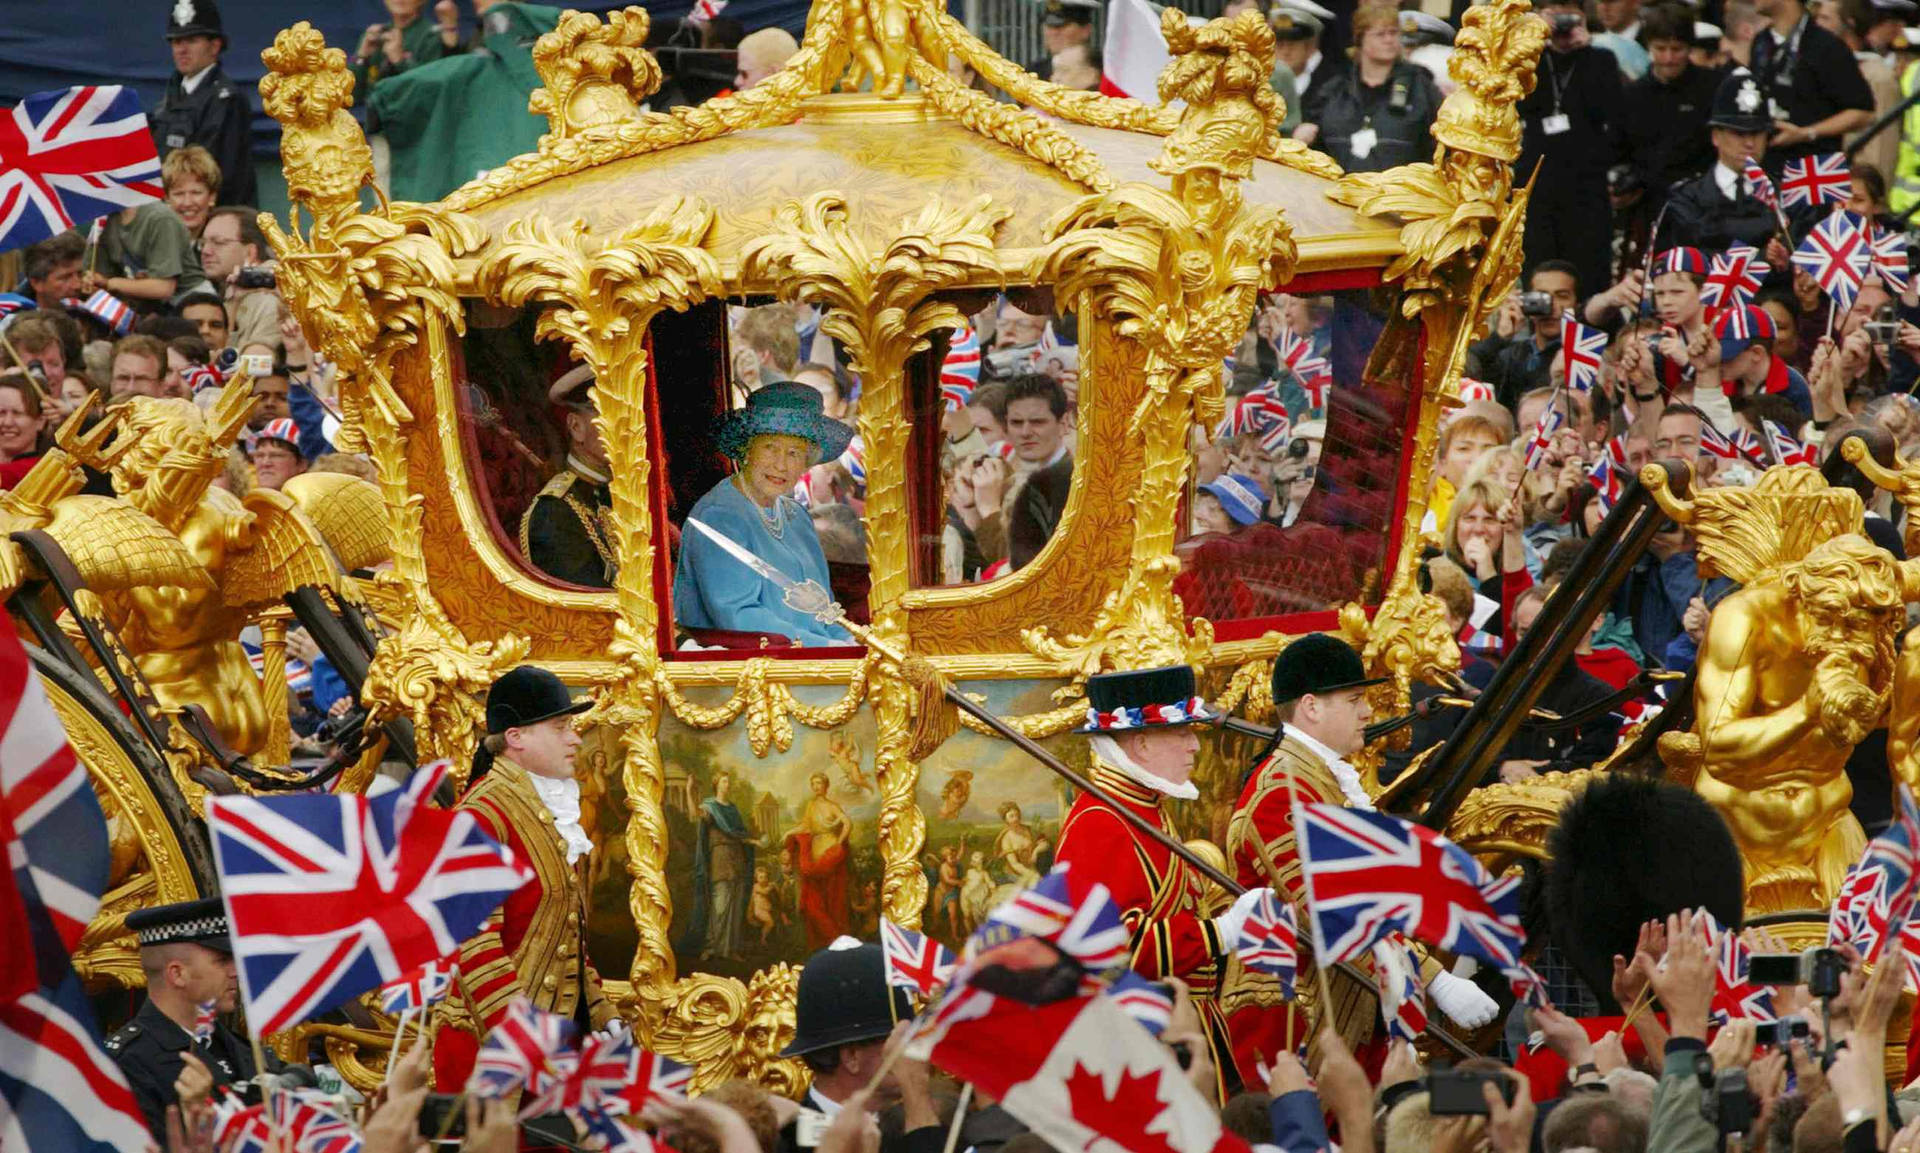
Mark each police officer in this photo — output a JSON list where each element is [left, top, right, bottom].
[[1518, 0, 1623, 311], [105, 897, 272, 1140], [1296, 2, 1440, 174], [1747, 0, 1873, 167], [520, 365, 616, 588], [777, 939, 942, 1153], [1663, 70, 1783, 253], [1028, 0, 1099, 81], [152, 0, 257, 208]]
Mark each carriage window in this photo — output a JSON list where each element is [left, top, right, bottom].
[[455, 298, 869, 654], [1175, 285, 1411, 629], [910, 292, 1080, 587]]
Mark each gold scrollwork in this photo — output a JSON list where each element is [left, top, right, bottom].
[[529, 6, 662, 138]]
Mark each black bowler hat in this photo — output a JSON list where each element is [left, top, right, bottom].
[[1270, 634, 1386, 705], [1708, 69, 1770, 134], [125, 897, 232, 954], [1076, 665, 1219, 734], [167, 0, 225, 41], [485, 665, 591, 735], [781, 939, 912, 1057]]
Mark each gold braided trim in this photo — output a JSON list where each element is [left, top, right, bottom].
[[905, 59, 1115, 194]]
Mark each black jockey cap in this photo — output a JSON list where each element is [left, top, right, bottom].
[[1044, 0, 1099, 27], [1709, 68, 1771, 134], [1270, 633, 1387, 705], [167, 0, 225, 41], [125, 897, 232, 954], [781, 937, 912, 1057], [485, 665, 591, 735], [1076, 664, 1219, 734]]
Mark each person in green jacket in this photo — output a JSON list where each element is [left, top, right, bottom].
[[366, 3, 564, 203]]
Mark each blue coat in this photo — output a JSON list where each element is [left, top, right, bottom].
[[673, 477, 852, 647]]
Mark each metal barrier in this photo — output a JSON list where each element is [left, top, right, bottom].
[[957, 0, 1228, 74]]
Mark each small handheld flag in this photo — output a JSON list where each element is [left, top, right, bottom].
[[1779, 153, 1851, 209]]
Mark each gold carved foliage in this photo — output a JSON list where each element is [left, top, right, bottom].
[[530, 6, 663, 139], [1445, 768, 1604, 865], [651, 967, 810, 1096]]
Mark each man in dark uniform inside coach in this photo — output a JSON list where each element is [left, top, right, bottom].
[[1664, 70, 1783, 253], [104, 897, 279, 1140], [151, 0, 257, 208], [521, 365, 617, 589]]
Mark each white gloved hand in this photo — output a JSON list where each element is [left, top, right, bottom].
[[1212, 887, 1272, 947], [590, 1018, 631, 1045], [1427, 971, 1499, 1028]]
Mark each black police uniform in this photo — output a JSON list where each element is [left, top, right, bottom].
[[152, 0, 256, 207], [1304, 58, 1441, 174], [520, 463, 616, 588], [1663, 71, 1782, 253], [1747, 14, 1874, 167], [105, 897, 276, 1142], [1518, 43, 1622, 303]]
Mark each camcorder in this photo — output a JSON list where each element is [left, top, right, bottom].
[[1695, 1055, 1755, 1141], [1747, 946, 1845, 998], [1424, 1068, 1517, 1116]]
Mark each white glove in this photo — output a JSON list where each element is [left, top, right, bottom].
[[590, 1018, 631, 1045], [1212, 887, 1271, 947], [1427, 971, 1499, 1028]]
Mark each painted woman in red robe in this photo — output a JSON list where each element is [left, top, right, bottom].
[[785, 772, 852, 947]]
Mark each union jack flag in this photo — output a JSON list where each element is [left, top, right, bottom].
[[1743, 159, 1778, 207], [1505, 960, 1551, 1010], [205, 761, 533, 1036], [0, 85, 162, 254], [1764, 419, 1818, 467], [1702, 244, 1768, 310], [634, 1048, 694, 1098], [1523, 406, 1565, 472], [1793, 210, 1873, 310], [0, 293, 35, 329], [1560, 313, 1607, 394], [1836, 786, 1920, 960], [181, 361, 221, 394], [1871, 227, 1909, 294], [1232, 889, 1298, 997], [1780, 153, 1852, 209], [1294, 803, 1525, 968], [1700, 420, 1763, 463], [965, 864, 1132, 980], [1218, 386, 1290, 454], [691, 0, 728, 20], [882, 917, 957, 996], [1693, 911, 1776, 1024], [839, 436, 866, 489], [1105, 971, 1175, 1036], [941, 326, 982, 412], [1602, 433, 1628, 469], [1372, 936, 1427, 1042], [192, 999, 217, 1045], [1276, 327, 1332, 409], [0, 627, 149, 1152], [272, 1088, 361, 1153], [469, 998, 576, 1102], [378, 958, 457, 1015], [210, 1090, 271, 1153], [524, 1029, 635, 1121], [1589, 454, 1624, 513], [65, 289, 132, 336]]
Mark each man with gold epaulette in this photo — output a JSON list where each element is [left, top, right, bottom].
[[1222, 634, 1499, 1081], [1054, 665, 1269, 1102], [433, 665, 621, 1090], [520, 366, 616, 588]]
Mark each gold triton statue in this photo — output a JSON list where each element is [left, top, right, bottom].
[[1650, 466, 1910, 913]]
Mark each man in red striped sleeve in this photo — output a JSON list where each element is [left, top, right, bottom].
[[433, 665, 621, 1090], [1054, 665, 1269, 1102]]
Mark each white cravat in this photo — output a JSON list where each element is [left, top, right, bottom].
[[527, 773, 594, 864], [1281, 724, 1372, 809], [1087, 735, 1201, 800], [180, 65, 215, 95]]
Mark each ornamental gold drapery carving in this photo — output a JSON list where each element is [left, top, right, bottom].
[[1026, 10, 1293, 680], [474, 198, 724, 1023], [260, 23, 523, 775], [741, 191, 1009, 927]]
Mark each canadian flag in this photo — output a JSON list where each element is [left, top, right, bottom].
[[909, 988, 1249, 1153], [1100, 0, 1202, 102]]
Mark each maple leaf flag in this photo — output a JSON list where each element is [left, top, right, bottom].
[[907, 985, 1251, 1153]]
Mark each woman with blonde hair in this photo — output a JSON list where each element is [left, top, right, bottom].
[[161, 146, 221, 238], [1442, 478, 1532, 655]]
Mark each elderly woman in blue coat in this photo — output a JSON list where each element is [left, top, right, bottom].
[[674, 381, 857, 646]]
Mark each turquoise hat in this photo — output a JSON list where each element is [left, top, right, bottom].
[[716, 381, 856, 465]]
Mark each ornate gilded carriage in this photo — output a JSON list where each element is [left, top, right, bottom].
[[21, 0, 1608, 1088]]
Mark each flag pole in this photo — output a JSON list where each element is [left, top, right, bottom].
[[940, 1083, 975, 1153]]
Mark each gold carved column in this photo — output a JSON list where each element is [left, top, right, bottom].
[[476, 200, 724, 1021], [742, 193, 1009, 926]]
